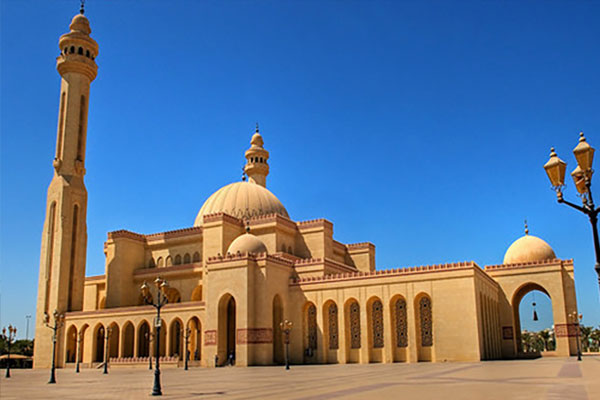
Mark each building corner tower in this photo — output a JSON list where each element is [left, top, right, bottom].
[[33, 9, 98, 369]]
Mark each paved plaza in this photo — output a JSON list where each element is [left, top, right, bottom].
[[1, 356, 599, 399]]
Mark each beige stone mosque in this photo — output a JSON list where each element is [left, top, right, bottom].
[[34, 10, 581, 369]]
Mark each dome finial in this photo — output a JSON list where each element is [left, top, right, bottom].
[[245, 220, 251, 233], [80, 0, 85, 14], [255, 122, 259, 133], [524, 219, 529, 235]]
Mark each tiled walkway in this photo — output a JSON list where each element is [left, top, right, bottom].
[[1, 356, 598, 399]]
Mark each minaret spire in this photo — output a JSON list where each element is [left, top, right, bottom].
[[244, 125, 270, 187], [34, 10, 98, 369], [80, 0, 85, 14]]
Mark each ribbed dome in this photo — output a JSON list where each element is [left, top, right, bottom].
[[227, 233, 268, 255], [194, 181, 289, 226], [503, 235, 556, 264]]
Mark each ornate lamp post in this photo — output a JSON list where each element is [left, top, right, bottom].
[[145, 331, 154, 370], [44, 310, 65, 384], [569, 311, 582, 361], [544, 132, 600, 293], [140, 277, 169, 396], [75, 330, 84, 373], [1, 325, 17, 378], [102, 326, 112, 374], [279, 320, 293, 370], [183, 327, 191, 371]]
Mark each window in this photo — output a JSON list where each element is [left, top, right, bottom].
[[420, 297, 433, 347], [372, 300, 383, 348], [350, 302, 361, 349], [328, 303, 339, 350], [395, 298, 408, 347]]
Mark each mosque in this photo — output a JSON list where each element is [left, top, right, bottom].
[[34, 10, 580, 369]]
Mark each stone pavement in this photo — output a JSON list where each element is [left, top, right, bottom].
[[1, 356, 598, 399]]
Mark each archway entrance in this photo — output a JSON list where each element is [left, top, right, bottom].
[[218, 294, 236, 365], [512, 283, 555, 357]]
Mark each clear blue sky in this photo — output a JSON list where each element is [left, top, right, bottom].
[[1, 0, 599, 339]]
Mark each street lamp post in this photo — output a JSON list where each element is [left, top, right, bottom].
[[75, 330, 84, 373], [183, 327, 191, 371], [145, 331, 154, 370], [103, 326, 112, 374], [44, 310, 65, 384], [1, 325, 17, 378], [279, 320, 293, 370], [569, 311, 582, 361], [544, 132, 600, 293], [140, 277, 170, 396]]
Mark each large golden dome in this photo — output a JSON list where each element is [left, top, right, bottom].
[[503, 234, 556, 264], [194, 181, 289, 226]]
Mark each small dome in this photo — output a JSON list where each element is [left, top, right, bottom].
[[70, 14, 91, 34], [250, 132, 264, 147], [503, 234, 556, 264], [194, 181, 289, 226], [227, 233, 267, 255]]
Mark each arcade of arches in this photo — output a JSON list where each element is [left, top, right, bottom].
[[34, 10, 581, 369]]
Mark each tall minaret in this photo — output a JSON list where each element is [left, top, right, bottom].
[[34, 7, 98, 369], [244, 125, 270, 187]]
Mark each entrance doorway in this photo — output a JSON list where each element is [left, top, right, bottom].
[[513, 283, 555, 356], [218, 294, 236, 366]]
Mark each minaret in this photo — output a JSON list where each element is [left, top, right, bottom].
[[244, 124, 270, 187], [34, 7, 98, 369]]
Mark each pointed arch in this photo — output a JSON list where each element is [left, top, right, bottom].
[[191, 285, 202, 301], [66, 325, 77, 363], [137, 320, 151, 358], [344, 298, 361, 363], [169, 318, 184, 359], [183, 253, 191, 264], [108, 322, 120, 359], [192, 252, 201, 263], [415, 292, 433, 362], [390, 294, 408, 362], [272, 294, 284, 364], [303, 301, 317, 363], [121, 321, 134, 358], [174, 254, 182, 265], [187, 316, 202, 361], [93, 323, 105, 362]]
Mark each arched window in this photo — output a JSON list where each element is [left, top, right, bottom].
[[157, 257, 164, 268], [70, 46, 75, 54], [307, 304, 317, 351], [328, 303, 339, 350], [288, 246, 293, 254], [166, 256, 172, 267], [371, 300, 383, 348], [174, 254, 182, 265], [148, 257, 156, 268], [167, 288, 181, 303], [420, 297, 433, 347], [183, 253, 191, 264], [78, 47, 83, 55], [191, 286, 202, 301], [76, 95, 86, 161], [395, 298, 408, 347], [63, 47, 67, 54], [350, 302, 361, 349], [86, 49, 90, 57], [192, 252, 200, 262]]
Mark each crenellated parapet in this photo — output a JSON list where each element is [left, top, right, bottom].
[[484, 258, 571, 271], [290, 261, 477, 285]]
